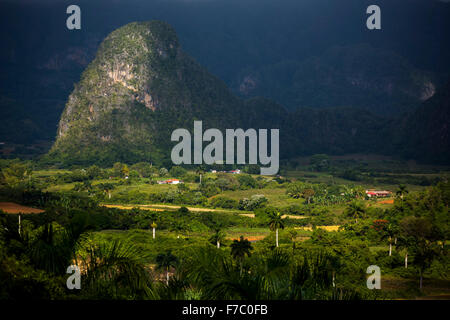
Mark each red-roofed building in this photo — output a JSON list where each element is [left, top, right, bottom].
[[157, 179, 183, 185], [366, 190, 392, 198]]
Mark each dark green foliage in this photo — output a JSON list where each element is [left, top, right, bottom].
[[0, 160, 448, 299], [169, 166, 187, 178], [80, 240, 154, 299], [237, 174, 258, 189], [209, 196, 238, 209], [309, 154, 330, 172]]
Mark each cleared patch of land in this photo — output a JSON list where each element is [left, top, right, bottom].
[[226, 227, 270, 242], [283, 214, 308, 220], [295, 225, 341, 232], [103, 204, 165, 212], [102, 203, 249, 214], [0, 202, 45, 214], [217, 188, 303, 207], [237, 213, 307, 219], [227, 235, 266, 242]]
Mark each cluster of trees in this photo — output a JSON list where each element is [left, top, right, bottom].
[[283, 155, 445, 187], [1, 157, 448, 299], [337, 183, 450, 288], [0, 160, 36, 191], [335, 169, 444, 186], [0, 183, 359, 300], [13, 162, 283, 207], [238, 195, 268, 211], [286, 181, 365, 205], [198, 173, 276, 197], [0, 180, 448, 299], [0, 210, 365, 300]]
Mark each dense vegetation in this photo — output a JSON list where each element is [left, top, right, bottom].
[[0, 158, 448, 300]]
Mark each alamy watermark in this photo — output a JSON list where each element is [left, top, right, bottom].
[[366, 265, 381, 289], [66, 5, 81, 30], [366, 5, 381, 30], [171, 121, 279, 175], [64, 4, 379, 31], [66, 265, 81, 290]]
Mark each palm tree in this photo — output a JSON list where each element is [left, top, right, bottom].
[[20, 215, 153, 299], [156, 250, 178, 285], [209, 228, 226, 248], [25, 211, 91, 275], [328, 255, 341, 288], [151, 222, 157, 239], [396, 184, 408, 200], [195, 167, 205, 184], [99, 183, 115, 199], [170, 221, 184, 238], [182, 246, 356, 300], [302, 188, 315, 204], [380, 223, 397, 256], [396, 236, 413, 268], [288, 229, 298, 252], [27, 223, 73, 275], [230, 236, 253, 275], [345, 200, 365, 223], [82, 240, 153, 299], [399, 216, 438, 290], [268, 211, 285, 247]]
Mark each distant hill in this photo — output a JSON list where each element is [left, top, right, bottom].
[[396, 81, 450, 164], [48, 21, 247, 166], [235, 44, 437, 115]]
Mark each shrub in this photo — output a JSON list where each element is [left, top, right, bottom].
[[237, 174, 258, 189], [170, 166, 187, 178], [238, 195, 268, 211], [209, 196, 239, 209]]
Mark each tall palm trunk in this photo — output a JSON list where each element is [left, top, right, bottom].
[[405, 252, 408, 268], [419, 270, 423, 290], [332, 271, 336, 287], [389, 239, 392, 256], [153, 227, 156, 239], [166, 267, 169, 285], [217, 241, 220, 249], [276, 228, 279, 247], [108, 191, 111, 199], [239, 260, 243, 276]]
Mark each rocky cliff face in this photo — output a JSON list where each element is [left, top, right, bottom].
[[57, 22, 179, 138], [49, 21, 245, 165]]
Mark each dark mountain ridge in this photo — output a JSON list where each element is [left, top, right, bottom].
[[1, 0, 450, 151], [396, 81, 450, 164], [46, 21, 450, 167]]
